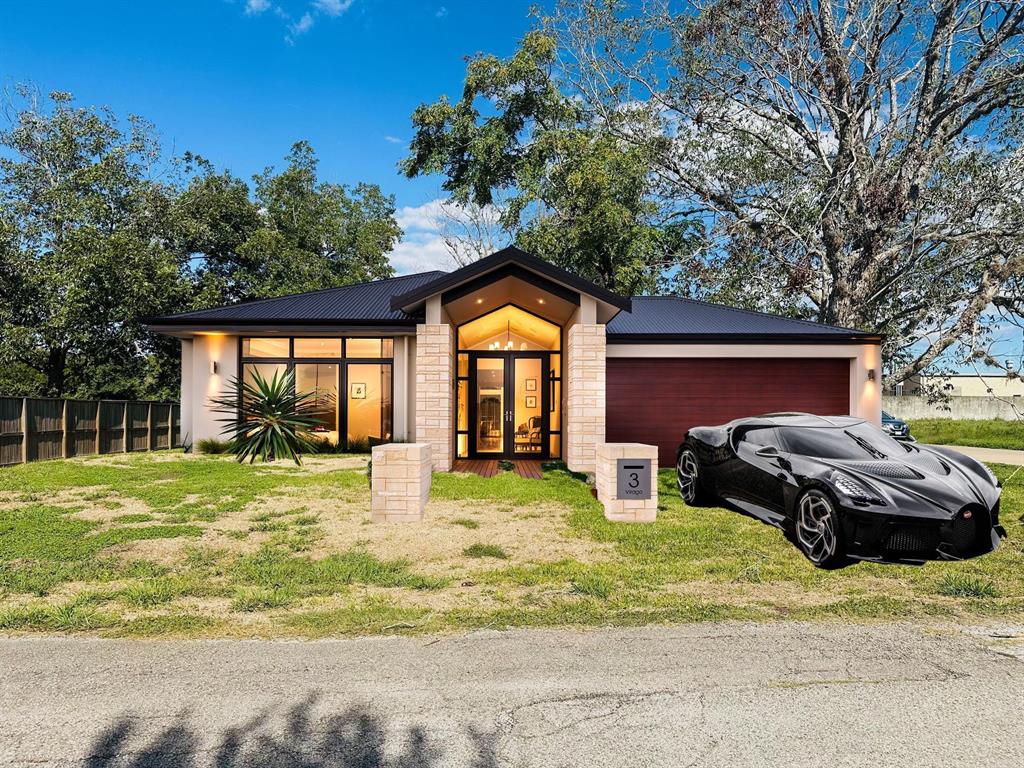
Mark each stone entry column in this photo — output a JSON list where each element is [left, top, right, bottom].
[[566, 323, 606, 474], [415, 323, 454, 471]]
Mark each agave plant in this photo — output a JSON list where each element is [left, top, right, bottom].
[[210, 368, 321, 465]]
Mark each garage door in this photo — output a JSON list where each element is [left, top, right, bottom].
[[606, 357, 850, 466]]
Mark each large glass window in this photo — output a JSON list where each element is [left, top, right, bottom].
[[457, 305, 561, 351], [346, 338, 394, 359], [242, 337, 289, 358], [294, 338, 342, 358], [295, 363, 339, 443], [346, 363, 392, 449], [240, 337, 393, 451]]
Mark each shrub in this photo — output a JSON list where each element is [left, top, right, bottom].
[[196, 438, 230, 455], [463, 543, 509, 559], [210, 368, 322, 464]]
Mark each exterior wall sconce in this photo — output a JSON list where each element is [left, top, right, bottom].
[[210, 360, 219, 375], [867, 368, 876, 382]]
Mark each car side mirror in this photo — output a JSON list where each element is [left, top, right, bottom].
[[754, 445, 779, 458]]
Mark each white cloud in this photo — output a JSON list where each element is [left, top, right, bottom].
[[387, 232, 457, 274], [395, 199, 447, 232], [435, 6, 448, 18], [290, 12, 315, 34], [384, 135, 404, 145], [313, 0, 353, 16], [245, 0, 271, 14]]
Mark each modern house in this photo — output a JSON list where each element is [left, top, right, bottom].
[[148, 247, 882, 471]]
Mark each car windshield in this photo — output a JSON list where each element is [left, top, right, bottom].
[[778, 423, 908, 460]]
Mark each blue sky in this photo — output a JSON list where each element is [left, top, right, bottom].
[[0, 0, 541, 272]]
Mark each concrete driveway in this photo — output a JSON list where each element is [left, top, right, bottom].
[[931, 444, 1024, 467], [2, 621, 1023, 767]]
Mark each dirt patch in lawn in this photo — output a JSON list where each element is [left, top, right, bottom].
[[227, 490, 615, 576]]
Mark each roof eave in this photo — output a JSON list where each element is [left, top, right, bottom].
[[389, 246, 632, 313], [606, 332, 883, 345]]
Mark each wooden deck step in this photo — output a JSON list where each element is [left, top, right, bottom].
[[451, 459, 545, 480]]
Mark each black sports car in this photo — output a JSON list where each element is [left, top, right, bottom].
[[676, 413, 1004, 568]]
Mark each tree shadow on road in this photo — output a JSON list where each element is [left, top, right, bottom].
[[84, 693, 500, 768]]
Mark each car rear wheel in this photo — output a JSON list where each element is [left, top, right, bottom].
[[795, 489, 848, 568], [677, 447, 709, 506]]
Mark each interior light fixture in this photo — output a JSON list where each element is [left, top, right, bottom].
[[476, 298, 484, 304], [538, 298, 545, 304]]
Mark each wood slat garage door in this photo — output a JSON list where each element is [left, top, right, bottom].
[[606, 357, 850, 466]]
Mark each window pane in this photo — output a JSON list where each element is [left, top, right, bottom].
[[549, 354, 561, 378], [458, 353, 469, 377], [295, 363, 338, 444], [549, 434, 561, 458], [475, 357, 504, 454], [294, 338, 341, 358], [346, 363, 392, 448], [457, 380, 468, 431], [242, 364, 289, 406], [381, 339, 394, 358], [346, 338, 383, 358], [242, 338, 289, 358], [457, 433, 468, 458]]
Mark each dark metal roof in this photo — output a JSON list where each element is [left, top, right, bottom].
[[148, 271, 446, 327], [390, 246, 632, 312], [148, 265, 877, 346], [606, 296, 880, 343]]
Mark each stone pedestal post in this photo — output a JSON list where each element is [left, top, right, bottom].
[[595, 442, 658, 523], [370, 443, 432, 523]]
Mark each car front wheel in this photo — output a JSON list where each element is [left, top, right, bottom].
[[794, 489, 848, 569], [676, 447, 709, 506]]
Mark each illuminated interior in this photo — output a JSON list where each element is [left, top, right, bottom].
[[457, 305, 561, 351], [346, 363, 392, 448]]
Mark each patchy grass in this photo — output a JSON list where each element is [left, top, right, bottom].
[[936, 573, 999, 598], [463, 543, 509, 559], [909, 419, 1024, 451], [0, 453, 1022, 637]]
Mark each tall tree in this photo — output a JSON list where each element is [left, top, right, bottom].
[[404, 2, 1024, 384], [233, 141, 400, 299], [402, 32, 696, 295], [0, 87, 187, 398]]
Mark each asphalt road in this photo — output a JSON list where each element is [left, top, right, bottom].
[[2, 622, 1023, 768]]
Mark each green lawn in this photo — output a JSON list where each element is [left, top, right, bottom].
[[909, 419, 1024, 451], [0, 451, 1022, 638]]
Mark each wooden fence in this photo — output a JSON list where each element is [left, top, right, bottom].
[[0, 397, 181, 467]]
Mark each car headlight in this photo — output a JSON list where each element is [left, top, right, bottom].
[[830, 471, 885, 504]]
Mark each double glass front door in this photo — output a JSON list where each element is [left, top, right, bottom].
[[470, 354, 548, 459]]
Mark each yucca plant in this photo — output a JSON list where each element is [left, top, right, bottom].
[[211, 368, 321, 465]]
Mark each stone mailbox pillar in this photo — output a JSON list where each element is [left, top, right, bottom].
[[371, 443, 432, 523], [595, 443, 658, 523]]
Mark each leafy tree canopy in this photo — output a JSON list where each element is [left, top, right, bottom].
[[404, 2, 1024, 384], [1, 89, 402, 399]]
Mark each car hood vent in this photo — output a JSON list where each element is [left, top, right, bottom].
[[908, 451, 951, 476], [840, 461, 924, 480]]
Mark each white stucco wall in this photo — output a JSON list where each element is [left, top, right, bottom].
[[185, 334, 239, 444], [605, 342, 882, 424]]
